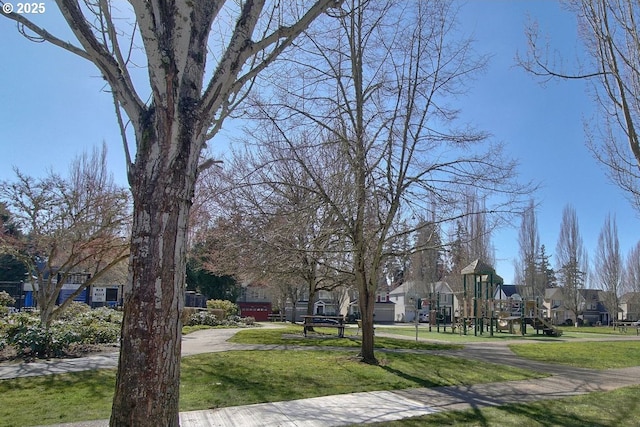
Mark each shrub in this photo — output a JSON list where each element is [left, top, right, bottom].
[[58, 302, 91, 321], [242, 316, 256, 326], [7, 324, 68, 358], [0, 291, 16, 317], [79, 306, 123, 325], [206, 299, 238, 317], [186, 311, 219, 326], [2, 307, 122, 359], [0, 291, 15, 307], [181, 307, 199, 325], [75, 321, 120, 344]]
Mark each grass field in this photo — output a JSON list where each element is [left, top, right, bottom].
[[509, 340, 640, 369], [2, 325, 639, 427], [0, 349, 541, 427], [358, 385, 640, 427], [229, 325, 462, 350], [375, 324, 640, 342]]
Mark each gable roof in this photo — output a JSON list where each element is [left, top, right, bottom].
[[620, 292, 640, 303], [497, 284, 524, 298], [389, 281, 453, 296]]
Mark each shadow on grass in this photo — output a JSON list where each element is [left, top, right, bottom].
[[378, 363, 437, 387]]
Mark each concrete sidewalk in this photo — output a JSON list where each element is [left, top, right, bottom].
[[3, 327, 637, 426], [41, 365, 640, 427]]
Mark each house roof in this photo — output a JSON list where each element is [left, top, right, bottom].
[[620, 292, 640, 303], [389, 280, 453, 296], [497, 284, 523, 298], [545, 287, 563, 299]]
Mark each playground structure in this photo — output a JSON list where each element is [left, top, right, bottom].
[[452, 259, 562, 337]]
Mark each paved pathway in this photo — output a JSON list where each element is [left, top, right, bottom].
[[0, 326, 637, 426]]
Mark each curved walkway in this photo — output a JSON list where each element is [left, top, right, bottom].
[[0, 326, 637, 426]]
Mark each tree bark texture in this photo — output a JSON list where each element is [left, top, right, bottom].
[[110, 108, 198, 426]]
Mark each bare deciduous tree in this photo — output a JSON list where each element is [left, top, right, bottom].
[[517, 199, 541, 299], [625, 241, 640, 294], [594, 213, 622, 324], [1, 1, 341, 424], [246, 0, 529, 363], [445, 192, 498, 294], [623, 240, 640, 317], [556, 204, 589, 326], [0, 145, 130, 326], [520, 0, 640, 212], [202, 144, 352, 322]]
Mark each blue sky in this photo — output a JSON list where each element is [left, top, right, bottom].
[[0, 1, 638, 284]]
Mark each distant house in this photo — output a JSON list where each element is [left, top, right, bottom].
[[619, 292, 640, 322], [542, 287, 573, 325], [541, 288, 612, 326], [494, 284, 525, 301], [389, 281, 456, 323], [494, 284, 525, 317], [237, 283, 272, 322], [580, 289, 611, 326], [347, 282, 395, 324]]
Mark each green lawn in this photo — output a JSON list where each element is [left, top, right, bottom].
[[376, 325, 637, 342], [359, 385, 640, 426], [229, 325, 462, 350], [558, 325, 640, 336], [3, 326, 639, 426], [509, 341, 640, 369], [0, 350, 542, 427]]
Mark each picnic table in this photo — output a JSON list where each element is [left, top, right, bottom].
[[301, 315, 345, 338], [613, 321, 640, 335]]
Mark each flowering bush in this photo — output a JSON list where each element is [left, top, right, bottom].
[[186, 311, 219, 326]]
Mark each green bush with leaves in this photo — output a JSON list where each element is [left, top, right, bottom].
[[0, 291, 16, 317], [185, 312, 257, 328], [1, 307, 122, 359], [186, 311, 219, 326], [57, 301, 92, 321], [0, 291, 15, 307], [206, 299, 238, 317]]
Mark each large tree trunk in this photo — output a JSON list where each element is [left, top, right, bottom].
[[110, 112, 197, 426], [358, 286, 377, 364]]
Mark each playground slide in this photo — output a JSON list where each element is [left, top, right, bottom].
[[528, 316, 562, 337]]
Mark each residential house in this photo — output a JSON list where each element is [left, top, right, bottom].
[[389, 281, 456, 323], [541, 287, 612, 326], [494, 284, 525, 317], [286, 287, 351, 322], [619, 292, 640, 322], [347, 282, 395, 323], [237, 283, 272, 321], [580, 289, 611, 326], [542, 287, 573, 325]]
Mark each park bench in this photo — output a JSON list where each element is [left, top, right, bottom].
[[267, 313, 286, 322], [301, 315, 345, 338]]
